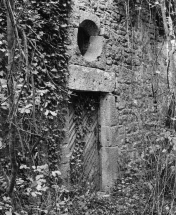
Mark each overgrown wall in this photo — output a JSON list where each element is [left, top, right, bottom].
[[63, 0, 169, 190]]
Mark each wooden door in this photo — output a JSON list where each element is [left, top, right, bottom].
[[69, 92, 100, 189]]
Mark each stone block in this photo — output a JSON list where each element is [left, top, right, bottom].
[[101, 147, 120, 191], [101, 126, 122, 147], [116, 101, 126, 110], [100, 94, 118, 126], [68, 65, 115, 92]]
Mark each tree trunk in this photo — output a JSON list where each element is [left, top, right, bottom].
[[6, 0, 18, 197], [160, 0, 176, 95]]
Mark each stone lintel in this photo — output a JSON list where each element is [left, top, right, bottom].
[[68, 65, 115, 92]]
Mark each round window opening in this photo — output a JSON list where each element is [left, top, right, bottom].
[[77, 20, 103, 62]]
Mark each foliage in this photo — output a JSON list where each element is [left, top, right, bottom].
[[0, 0, 70, 213], [109, 127, 176, 215], [111, 1, 176, 215], [1, 0, 176, 214]]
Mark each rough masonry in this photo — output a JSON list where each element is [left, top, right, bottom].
[[61, 0, 168, 191]]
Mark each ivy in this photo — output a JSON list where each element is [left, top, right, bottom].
[[0, 0, 71, 213]]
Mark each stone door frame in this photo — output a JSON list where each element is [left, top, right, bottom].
[[60, 64, 119, 191]]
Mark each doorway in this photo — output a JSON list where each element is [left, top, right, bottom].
[[69, 91, 101, 189]]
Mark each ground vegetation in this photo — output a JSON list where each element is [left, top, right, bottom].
[[1, 0, 176, 215]]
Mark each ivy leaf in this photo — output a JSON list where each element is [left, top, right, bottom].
[[0, 78, 7, 88], [45, 110, 49, 116], [50, 110, 57, 116], [52, 170, 61, 177], [20, 104, 33, 113], [36, 184, 42, 191], [32, 70, 38, 74], [5, 212, 12, 215], [0, 48, 6, 52], [36, 174, 44, 181], [60, 24, 67, 28], [31, 181, 38, 188], [31, 192, 37, 197], [20, 164, 29, 169], [51, 68, 57, 72], [0, 138, 2, 148]]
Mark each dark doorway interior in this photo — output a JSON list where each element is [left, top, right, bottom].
[[69, 91, 101, 189]]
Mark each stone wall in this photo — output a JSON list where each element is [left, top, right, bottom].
[[62, 0, 169, 190]]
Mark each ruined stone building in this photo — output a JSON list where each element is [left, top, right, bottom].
[[60, 0, 170, 191]]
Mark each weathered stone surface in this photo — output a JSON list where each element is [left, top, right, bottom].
[[100, 94, 118, 126], [64, 0, 169, 191], [68, 65, 115, 92], [82, 36, 104, 62], [79, 11, 100, 28], [101, 126, 120, 147], [68, 9, 107, 70], [116, 100, 126, 110], [101, 147, 120, 191]]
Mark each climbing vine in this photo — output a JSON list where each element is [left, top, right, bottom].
[[0, 0, 71, 214]]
